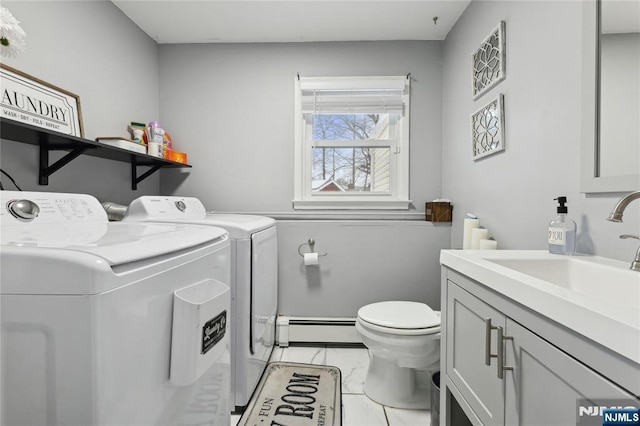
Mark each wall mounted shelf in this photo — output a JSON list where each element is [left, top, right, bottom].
[[1, 119, 191, 190]]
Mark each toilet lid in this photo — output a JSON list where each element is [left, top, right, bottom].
[[358, 301, 440, 329]]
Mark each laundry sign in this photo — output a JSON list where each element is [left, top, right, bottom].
[[1, 63, 84, 137], [202, 310, 226, 354]]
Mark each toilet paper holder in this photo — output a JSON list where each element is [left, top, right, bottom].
[[297, 238, 328, 257]]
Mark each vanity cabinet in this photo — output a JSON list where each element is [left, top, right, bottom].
[[504, 319, 633, 426], [442, 270, 638, 426], [446, 282, 506, 425]]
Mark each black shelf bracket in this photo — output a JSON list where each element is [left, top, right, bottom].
[[38, 134, 89, 185], [131, 158, 162, 190], [2, 119, 191, 190]]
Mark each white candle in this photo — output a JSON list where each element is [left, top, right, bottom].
[[471, 228, 489, 249], [479, 239, 498, 250], [463, 218, 480, 249]]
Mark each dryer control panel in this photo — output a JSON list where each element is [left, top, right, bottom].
[[125, 196, 207, 221]]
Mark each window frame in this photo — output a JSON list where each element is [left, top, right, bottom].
[[293, 76, 411, 210]]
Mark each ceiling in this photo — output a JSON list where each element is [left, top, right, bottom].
[[111, 1, 472, 44]]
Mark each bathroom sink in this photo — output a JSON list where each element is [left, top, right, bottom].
[[486, 256, 640, 309], [440, 250, 640, 364]]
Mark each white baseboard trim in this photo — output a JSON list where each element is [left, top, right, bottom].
[[276, 316, 361, 347]]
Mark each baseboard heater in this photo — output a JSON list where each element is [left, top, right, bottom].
[[276, 316, 362, 346]]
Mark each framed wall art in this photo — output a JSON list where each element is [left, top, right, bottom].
[[472, 21, 506, 99], [471, 94, 505, 160], [0, 63, 84, 137]]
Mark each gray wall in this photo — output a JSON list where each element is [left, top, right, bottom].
[[442, 0, 639, 261], [2, 1, 637, 318], [277, 221, 451, 315], [0, 1, 161, 204], [600, 33, 640, 177], [157, 41, 447, 317], [158, 41, 443, 213]]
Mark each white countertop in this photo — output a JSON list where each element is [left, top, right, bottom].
[[440, 250, 640, 364]]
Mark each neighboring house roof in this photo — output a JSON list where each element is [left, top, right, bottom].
[[312, 178, 346, 192]]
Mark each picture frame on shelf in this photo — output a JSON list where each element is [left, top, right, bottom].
[[0, 63, 84, 137], [471, 94, 505, 160], [472, 21, 506, 99]]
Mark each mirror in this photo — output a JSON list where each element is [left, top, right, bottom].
[[581, 0, 640, 193]]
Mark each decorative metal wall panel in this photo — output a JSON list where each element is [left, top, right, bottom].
[[471, 94, 505, 160], [472, 21, 506, 99]]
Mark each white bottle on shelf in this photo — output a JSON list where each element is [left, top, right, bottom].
[[146, 121, 165, 158]]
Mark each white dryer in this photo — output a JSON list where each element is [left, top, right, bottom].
[[0, 191, 231, 426], [124, 196, 278, 413]]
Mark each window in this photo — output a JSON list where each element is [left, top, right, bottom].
[[293, 76, 411, 209]]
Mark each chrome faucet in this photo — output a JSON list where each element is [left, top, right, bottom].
[[607, 190, 640, 222], [607, 191, 640, 271], [619, 235, 640, 271]]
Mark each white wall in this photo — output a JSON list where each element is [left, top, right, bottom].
[[0, 1, 161, 204], [442, 0, 639, 262]]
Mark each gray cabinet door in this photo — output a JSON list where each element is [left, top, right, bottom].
[[446, 281, 506, 426], [504, 318, 637, 426]]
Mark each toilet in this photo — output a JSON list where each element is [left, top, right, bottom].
[[355, 301, 441, 409]]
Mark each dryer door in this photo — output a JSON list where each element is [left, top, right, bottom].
[[250, 226, 278, 362]]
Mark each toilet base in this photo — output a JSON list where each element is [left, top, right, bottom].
[[363, 354, 435, 409]]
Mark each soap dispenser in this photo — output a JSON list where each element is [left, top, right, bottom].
[[548, 196, 576, 255]]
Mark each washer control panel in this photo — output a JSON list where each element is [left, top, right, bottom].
[[1, 191, 106, 225], [7, 199, 40, 220]]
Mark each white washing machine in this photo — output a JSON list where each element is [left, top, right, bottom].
[[0, 191, 231, 426], [123, 196, 278, 413]]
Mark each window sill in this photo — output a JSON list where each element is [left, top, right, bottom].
[[293, 199, 412, 210]]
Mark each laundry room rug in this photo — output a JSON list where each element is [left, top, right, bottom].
[[239, 361, 342, 426]]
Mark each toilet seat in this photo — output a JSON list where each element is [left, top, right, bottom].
[[357, 301, 441, 336]]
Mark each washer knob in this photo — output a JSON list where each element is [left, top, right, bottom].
[[175, 200, 186, 212], [7, 199, 40, 220]]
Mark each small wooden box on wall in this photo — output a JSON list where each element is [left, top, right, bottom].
[[426, 201, 453, 222]]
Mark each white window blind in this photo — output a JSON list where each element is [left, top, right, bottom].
[[301, 89, 405, 114], [300, 76, 406, 115]]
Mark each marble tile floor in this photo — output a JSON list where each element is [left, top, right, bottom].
[[231, 345, 432, 426]]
